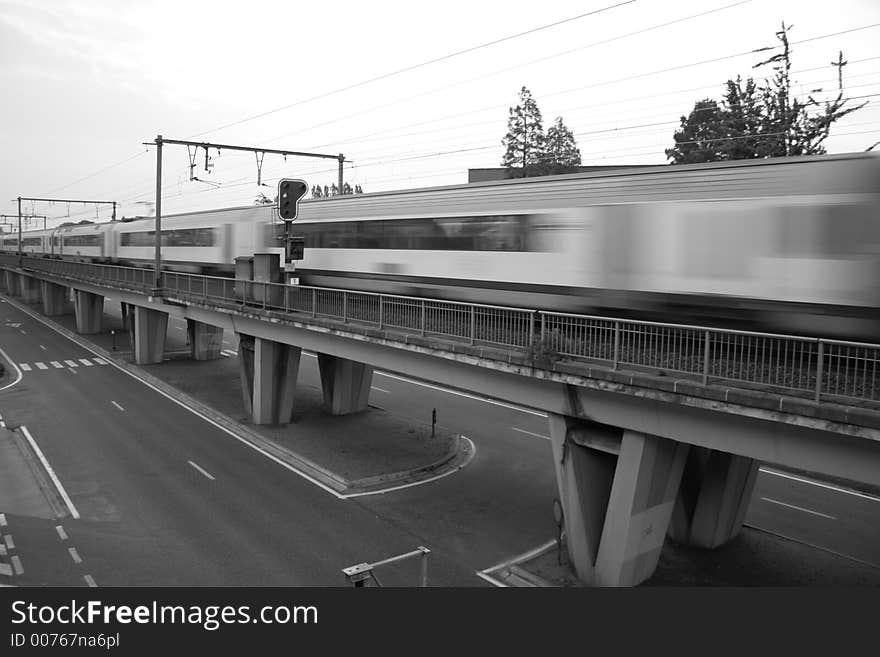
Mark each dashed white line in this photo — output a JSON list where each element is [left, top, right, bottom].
[[64, 360, 78, 367], [68, 547, 82, 564], [759, 467, 880, 502], [93, 357, 108, 365], [84, 574, 97, 587], [20, 426, 80, 520], [56, 525, 68, 541], [50, 361, 63, 368], [35, 362, 48, 370], [188, 460, 215, 481], [370, 386, 390, 393], [78, 358, 94, 366], [511, 427, 550, 440], [111, 401, 125, 412], [39, 345, 46, 350], [759, 497, 836, 520], [18, 363, 31, 371], [19, 329, 26, 335]]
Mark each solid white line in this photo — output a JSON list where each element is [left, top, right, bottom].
[[3, 534, 13, 550], [64, 360, 78, 367], [35, 362, 48, 370], [50, 361, 63, 368], [511, 427, 550, 441], [56, 525, 68, 541], [68, 547, 82, 564], [345, 436, 476, 498], [84, 574, 97, 587], [111, 401, 125, 412], [759, 497, 836, 520], [20, 426, 80, 520], [0, 347, 23, 392], [6, 295, 343, 499], [11, 556, 22, 575], [370, 386, 390, 393], [188, 460, 215, 481], [79, 359, 94, 366], [18, 363, 31, 371], [759, 467, 880, 502]]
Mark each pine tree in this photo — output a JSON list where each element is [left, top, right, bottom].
[[665, 99, 729, 164], [544, 116, 581, 173], [501, 86, 546, 177]]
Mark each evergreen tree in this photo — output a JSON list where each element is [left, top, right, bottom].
[[544, 116, 582, 173], [501, 86, 546, 177]]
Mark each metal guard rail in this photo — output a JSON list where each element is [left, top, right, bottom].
[[4, 255, 878, 406]]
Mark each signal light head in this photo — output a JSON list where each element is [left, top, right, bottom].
[[278, 178, 308, 220]]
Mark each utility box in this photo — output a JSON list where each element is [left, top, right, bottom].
[[253, 252, 283, 308], [234, 256, 254, 302]]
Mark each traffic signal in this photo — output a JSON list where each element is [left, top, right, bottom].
[[278, 178, 308, 220]]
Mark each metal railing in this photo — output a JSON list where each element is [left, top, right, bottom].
[[3, 254, 878, 406]]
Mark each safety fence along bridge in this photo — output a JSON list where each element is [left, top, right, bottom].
[[2, 253, 880, 588]]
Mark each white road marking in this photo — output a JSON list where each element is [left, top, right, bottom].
[[759, 497, 836, 520], [0, 544, 5, 557], [11, 556, 22, 575], [759, 467, 880, 502], [35, 362, 48, 370], [84, 574, 97, 587], [19, 330, 25, 335], [111, 401, 125, 412], [4, 534, 14, 550], [56, 525, 68, 541], [39, 345, 46, 350], [20, 426, 80, 519], [50, 361, 63, 368], [68, 368, 77, 375], [64, 360, 78, 367], [188, 460, 215, 480], [0, 513, 6, 527], [0, 347, 23, 392], [68, 547, 82, 564], [370, 386, 390, 393], [18, 363, 31, 371], [511, 427, 550, 440], [93, 358, 108, 365], [78, 358, 94, 366]]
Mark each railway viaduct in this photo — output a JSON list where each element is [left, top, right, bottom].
[[2, 254, 879, 587]]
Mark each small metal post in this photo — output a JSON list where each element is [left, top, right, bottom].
[[420, 299, 426, 336], [470, 305, 475, 345], [541, 312, 546, 340], [111, 329, 116, 351], [815, 341, 825, 402], [702, 330, 711, 385], [312, 289, 317, 317], [431, 408, 436, 438], [528, 311, 535, 348], [613, 321, 620, 370], [419, 546, 430, 587], [338, 154, 345, 193], [378, 295, 384, 329], [343, 293, 347, 323]]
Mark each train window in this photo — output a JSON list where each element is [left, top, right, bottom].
[[63, 234, 101, 247], [21, 237, 41, 246], [120, 228, 216, 247]]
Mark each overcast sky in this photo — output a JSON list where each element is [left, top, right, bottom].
[[1, 0, 878, 226]]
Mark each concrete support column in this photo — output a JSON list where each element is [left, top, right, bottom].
[[120, 301, 130, 327], [2, 271, 15, 295], [186, 319, 223, 360], [40, 281, 69, 316], [667, 447, 760, 549], [236, 334, 301, 424], [74, 290, 104, 334], [549, 415, 689, 587], [317, 353, 373, 415], [129, 306, 168, 364], [19, 275, 41, 304]]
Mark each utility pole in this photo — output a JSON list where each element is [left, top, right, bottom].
[[145, 135, 348, 293], [1, 214, 48, 230]]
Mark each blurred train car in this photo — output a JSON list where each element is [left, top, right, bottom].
[[2, 151, 878, 340]]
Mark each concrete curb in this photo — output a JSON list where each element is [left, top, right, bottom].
[[0, 292, 467, 496]]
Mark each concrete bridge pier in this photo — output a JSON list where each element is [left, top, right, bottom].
[[6, 271, 18, 295], [41, 281, 70, 316], [74, 290, 104, 334], [667, 447, 759, 548], [125, 305, 168, 364], [237, 334, 301, 424], [548, 414, 689, 587], [186, 319, 223, 360], [317, 353, 373, 415], [19, 274, 41, 304]]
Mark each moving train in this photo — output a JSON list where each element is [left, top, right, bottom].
[[2, 152, 879, 340]]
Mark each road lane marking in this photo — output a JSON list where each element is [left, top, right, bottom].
[[64, 360, 78, 367], [39, 345, 46, 350], [0, 513, 6, 527], [19, 330, 26, 335], [370, 386, 390, 393], [3, 534, 13, 550], [111, 401, 125, 412], [78, 359, 94, 366], [35, 362, 48, 370], [56, 525, 68, 541], [18, 363, 31, 371], [68, 547, 82, 564], [188, 460, 215, 481], [50, 361, 63, 368], [93, 358, 108, 365], [759, 467, 880, 502], [0, 347, 23, 391], [11, 556, 22, 575], [20, 426, 80, 520], [511, 427, 550, 440], [759, 497, 836, 519], [84, 574, 97, 587]]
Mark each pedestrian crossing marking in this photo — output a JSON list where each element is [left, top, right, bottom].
[[63, 360, 78, 367], [50, 361, 63, 368], [35, 362, 48, 370], [78, 359, 94, 366], [17, 357, 110, 372], [19, 363, 31, 371], [94, 358, 108, 365]]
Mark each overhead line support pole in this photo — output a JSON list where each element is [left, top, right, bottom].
[[154, 134, 163, 292], [17, 196, 21, 267]]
